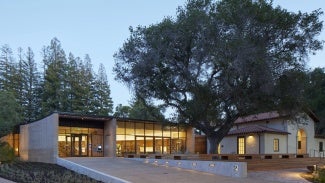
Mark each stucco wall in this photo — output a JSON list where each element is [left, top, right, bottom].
[[263, 134, 287, 154], [220, 136, 237, 154], [245, 134, 259, 154], [19, 113, 58, 163], [314, 138, 325, 157], [287, 114, 315, 155]]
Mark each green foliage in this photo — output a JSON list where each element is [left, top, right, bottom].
[[314, 168, 325, 183], [41, 38, 69, 114], [114, 0, 323, 153], [114, 104, 131, 118], [92, 63, 114, 115], [0, 37, 114, 122], [305, 68, 325, 135], [0, 91, 21, 137], [0, 142, 15, 162], [0, 161, 103, 183], [128, 96, 165, 121]]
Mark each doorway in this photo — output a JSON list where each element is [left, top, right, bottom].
[[71, 134, 88, 156], [297, 129, 307, 154]]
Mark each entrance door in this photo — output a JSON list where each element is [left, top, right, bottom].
[[71, 134, 88, 156], [237, 137, 245, 154], [163, 137, 171, 154], [297, 129, 307, 154], [145, 137, 154, 154]]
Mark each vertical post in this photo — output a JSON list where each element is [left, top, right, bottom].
[[186, 128, 195, 154], [104, 118, 116, 157]]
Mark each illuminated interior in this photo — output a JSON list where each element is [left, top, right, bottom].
[[58, 126, 103, 157], [116, 121, 187, 156]]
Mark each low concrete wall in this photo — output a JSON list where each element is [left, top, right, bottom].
[[57, 158, 130, 183], [130, 158, 247, 178]]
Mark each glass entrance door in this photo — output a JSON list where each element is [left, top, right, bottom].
[[71, 134, 88, 156], [145, 137, 154, 154]]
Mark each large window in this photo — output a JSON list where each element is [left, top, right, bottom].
[[116, 121, 187, 156], [320, 142, 324, 152], [58, 126, 103, 157], [237, 137, 245, 154], [273, 139, 279, 152]]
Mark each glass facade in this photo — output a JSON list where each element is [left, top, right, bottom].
[[58, 126, 104, 157], [58, 117, 187, 157], [116, 121, 187, 156]]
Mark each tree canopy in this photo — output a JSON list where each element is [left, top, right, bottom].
[[114, 96, 165, 121], [0, 38, 114, 126], [0, 91, 21, 137], [114, 0, 323, 153]]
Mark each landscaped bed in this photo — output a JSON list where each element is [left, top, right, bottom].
[[0, 161, 103, 183]]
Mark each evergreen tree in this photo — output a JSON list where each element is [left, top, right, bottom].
[[24, 47, 41, 121], [41, 38, 68, 115], [82, 54, 96, 113], [92, 63, 113, 115], [0, 45, 15, 92], [0, 91, 21, 137]]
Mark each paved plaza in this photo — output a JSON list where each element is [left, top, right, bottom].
[[66, 157, 311, 183]]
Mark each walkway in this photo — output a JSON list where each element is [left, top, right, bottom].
[[66, 157, 311, 183]]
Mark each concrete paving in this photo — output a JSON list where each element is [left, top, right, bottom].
[[65, 157, 311, 183]]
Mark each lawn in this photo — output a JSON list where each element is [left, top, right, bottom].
[[0, 161, 103, 183]]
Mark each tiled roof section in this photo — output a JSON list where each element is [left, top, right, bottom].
[[235, 111, 286, 124], [228, 125, 290, 136]]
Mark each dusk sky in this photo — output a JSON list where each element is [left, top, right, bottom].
[[0, 0, 324, 109]]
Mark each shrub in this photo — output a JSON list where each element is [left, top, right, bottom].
[[0, 142, 15, 163]]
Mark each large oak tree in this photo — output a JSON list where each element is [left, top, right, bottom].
[[114, 0, 323, 153]]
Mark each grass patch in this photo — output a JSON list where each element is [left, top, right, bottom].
[[0, 161, 103, 183], [301, 167, 325, 183]]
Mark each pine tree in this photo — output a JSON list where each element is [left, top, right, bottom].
[[92, 63, 113, 115], [41, 38, 68, 115], [82, 54, 96, 113], [24, 47, 41, 121], [0, 45, 15, 92], [66, 53, 90, 113]]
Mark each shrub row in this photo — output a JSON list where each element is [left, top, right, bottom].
[[0, 161, 103, 183]]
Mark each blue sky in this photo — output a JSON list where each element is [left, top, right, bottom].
[[0, 0, 324, 109]]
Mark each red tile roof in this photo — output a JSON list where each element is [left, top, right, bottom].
[[234, 111, 286, 124], [228, 125, 290, 136]]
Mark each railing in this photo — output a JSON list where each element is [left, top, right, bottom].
[[310, 149, 325, 159]]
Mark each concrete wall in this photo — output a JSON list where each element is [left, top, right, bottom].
[[131, 158, 247, 178], [186, 128, 195, 154], [104, 118, 116, 157], [57, 158, 130, 183], [19, 113, 58, 163]]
